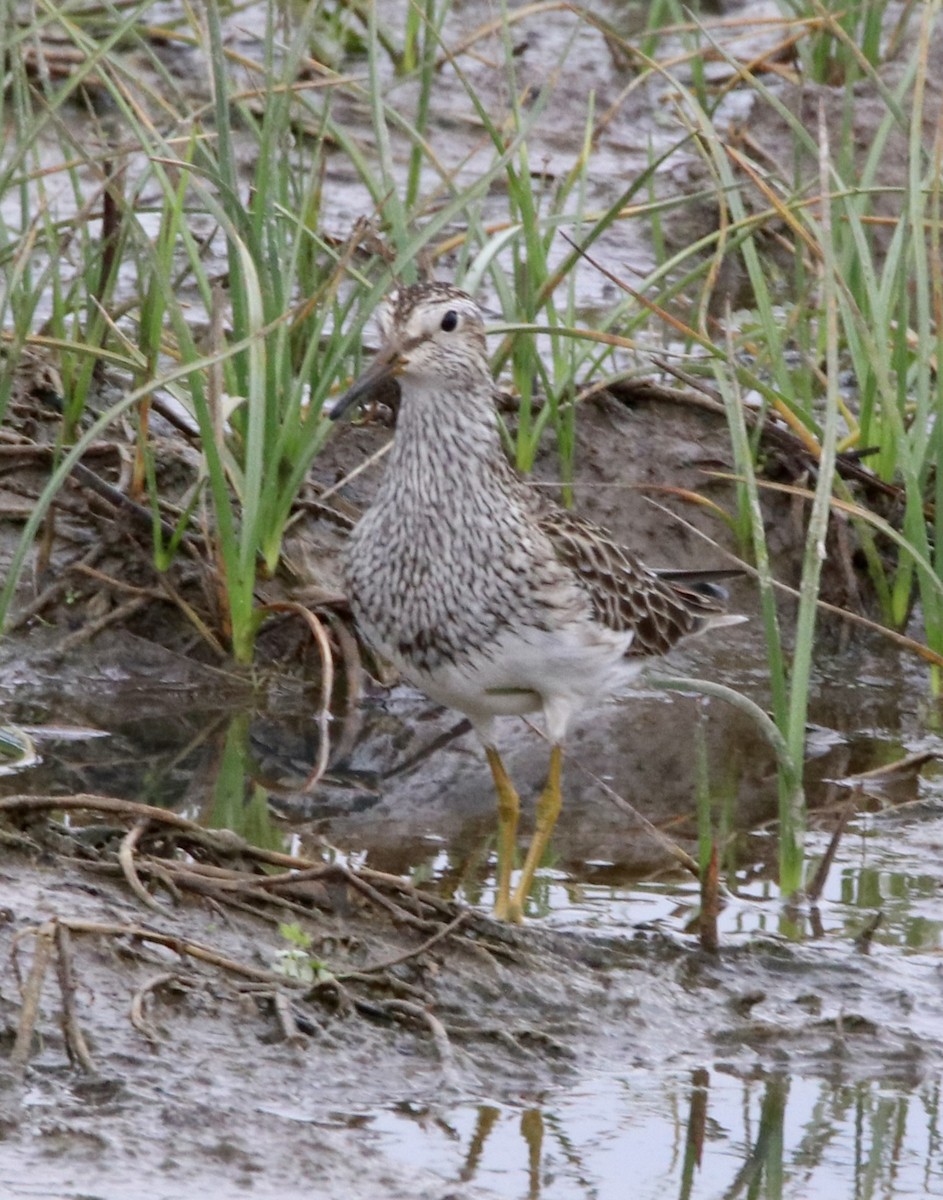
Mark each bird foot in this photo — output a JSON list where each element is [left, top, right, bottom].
[[489, 892, 525, 926], [492, 892, 524, 924]]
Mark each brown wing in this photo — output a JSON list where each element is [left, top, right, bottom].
[[539, 507, 728, 657]]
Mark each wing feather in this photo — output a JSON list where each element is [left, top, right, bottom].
[[538, 507, 727, 657]]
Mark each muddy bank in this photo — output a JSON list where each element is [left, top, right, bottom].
[[2, 795, 943, 1200]]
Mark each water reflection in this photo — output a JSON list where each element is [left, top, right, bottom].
[[372, 1071, 943, 1199], [6, 695, 943, 950], [201, 711, 289, 853]]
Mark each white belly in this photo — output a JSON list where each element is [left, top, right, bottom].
[[403, 621, 644, 744]]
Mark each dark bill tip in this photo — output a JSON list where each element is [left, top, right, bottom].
[[327, 349, 401, 422]]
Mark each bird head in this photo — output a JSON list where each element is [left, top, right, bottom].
[[329, 283, 488, 421]]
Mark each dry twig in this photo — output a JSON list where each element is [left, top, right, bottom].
[[53, 922, 95, 1073], [380, 999, 455, 1073], [119, 819, 164, 911], [11, 921, 56, 1078], [130, 972, 187, 1048]]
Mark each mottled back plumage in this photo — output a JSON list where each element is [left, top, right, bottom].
[[537, 507, 723, 656]]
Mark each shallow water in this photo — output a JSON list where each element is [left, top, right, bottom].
[[4, 631, 943, 1198], [367, 1072, 943, 1200]]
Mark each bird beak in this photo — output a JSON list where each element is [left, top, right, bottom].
[[328, 343, 403, 422]]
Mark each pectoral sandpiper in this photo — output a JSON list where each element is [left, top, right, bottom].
[[331, 282, 743, 922]]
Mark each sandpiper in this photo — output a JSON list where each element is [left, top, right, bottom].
[[331, 281, 742, 922]]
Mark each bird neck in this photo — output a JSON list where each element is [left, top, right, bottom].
[[388, 375, 506, 486]]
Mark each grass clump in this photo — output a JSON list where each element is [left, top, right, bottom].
[[1, 0, 618, 657]]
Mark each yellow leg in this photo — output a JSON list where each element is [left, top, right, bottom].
[[485, 746, 520, 921], [508, 744, 563, 923]]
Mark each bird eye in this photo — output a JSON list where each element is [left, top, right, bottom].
[[440, 309, 459, 332]]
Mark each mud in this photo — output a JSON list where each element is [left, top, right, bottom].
[[3, 793, 943, 1200]]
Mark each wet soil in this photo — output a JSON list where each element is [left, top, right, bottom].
[[4, 792, 943, 1200]]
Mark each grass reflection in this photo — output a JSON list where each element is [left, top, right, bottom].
[[375, 1070, 943, 1199], [202, 711, 289, 855]]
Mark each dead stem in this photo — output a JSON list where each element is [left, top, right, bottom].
[[60, 917, 298, 987], [271, 991, 305, 1045], [523, 720, 701, 879], [53, 922, 95, 1073], [6, 543, 106, 632], [160, 577, 230, 656], [805, 799, 856, 906], [145, 859, 184, 904], [339, 911, 469, 979], [257, 601, 334, 792], [130, 972, 187, 1048], [0, 795, 304, 866], [340, 970, 432, 1003], [155, 861, 324, 919], [699, 843, 721, 954], [0, 796, 518, 1059], [55, 596, 148, 653], [0, 796, 515, 947], [119, 819, 163, 911], [326, 612, 365, 720], [11, 921, 56, 1079], [70, 561, 166, 601], [379, 999, 455, 1073], [331, 865, 439, 931], [70, 460, 188, 547], [855, 912, 883, 954]]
